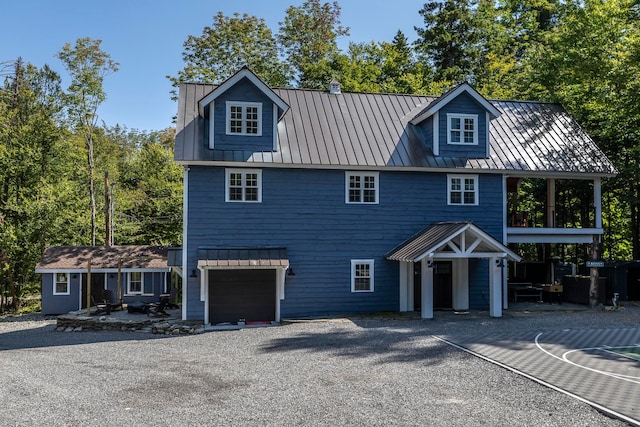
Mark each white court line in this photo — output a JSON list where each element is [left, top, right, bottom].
[[535, 333, 640, 384], [434, 335, 640, 427]]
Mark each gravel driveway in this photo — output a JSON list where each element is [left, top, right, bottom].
[[1, 306, 638, 426]]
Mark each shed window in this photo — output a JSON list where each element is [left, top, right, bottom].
[[346, 172, 379, 204], [226, 169, 262, 202], [448, 175, 478, 205], [447, 114, 478, 145], [351, 260, 374, 292], [54, 272, 70, 295], [128, 272, 143, 294], [226, 102, 262, 136]]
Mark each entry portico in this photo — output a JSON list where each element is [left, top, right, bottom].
[[386, 222, 521, 318]]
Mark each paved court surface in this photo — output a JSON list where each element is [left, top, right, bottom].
[[440, 327, 640, 425]]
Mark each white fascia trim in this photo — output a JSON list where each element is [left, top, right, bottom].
[[433, 111, 439, 156], [410, 83, 501, 125], [198, 68, 289, 117], [177, 161, 616, 179], [412, 223, 520, 262]]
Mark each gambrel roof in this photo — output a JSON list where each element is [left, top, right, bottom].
[[175, 83, 617, 176]]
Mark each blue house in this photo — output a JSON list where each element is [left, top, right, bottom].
[[37, 245, 172, 315], [174, 67, 617, 325]]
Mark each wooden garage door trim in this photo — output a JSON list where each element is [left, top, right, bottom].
[[208, 269, 276, 325]]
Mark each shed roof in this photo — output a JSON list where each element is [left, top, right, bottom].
[[35, 246, 170, 271], [175, 84, 617, 176]]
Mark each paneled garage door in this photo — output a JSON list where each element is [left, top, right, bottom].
[[208, 269, 276, 325]]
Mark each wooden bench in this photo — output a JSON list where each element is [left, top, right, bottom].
[[509, 282, 543, 303]]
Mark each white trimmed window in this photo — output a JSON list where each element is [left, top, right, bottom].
[[54, 272, 70, 295], [128, 272, 143, 294], [351, 260, 374, 292], [448, 175, 478, 205], [447, 113, 478, 145], [226, 101, 262, 136], [226, 169, 262, 202], [346, 172, 379, 204]]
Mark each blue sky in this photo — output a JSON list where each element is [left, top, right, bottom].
[[3, 0, 426, 131]]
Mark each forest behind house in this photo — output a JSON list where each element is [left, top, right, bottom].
[[1, 0, 638, 312]]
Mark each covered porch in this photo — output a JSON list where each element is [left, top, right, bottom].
[[386, 222, 521, 319]]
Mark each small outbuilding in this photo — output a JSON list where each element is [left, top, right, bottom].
[[36, 245, 172, 315]]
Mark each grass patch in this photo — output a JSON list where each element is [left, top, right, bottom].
[[610, 347, 640, 361]]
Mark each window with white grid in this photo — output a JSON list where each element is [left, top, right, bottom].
[[226, 102, 262, 136], [351, 260, 374, 292], [448, 175, 478, 205], [226, 169, 262, 202], [447, 113, 478, 145], [346, 172, 379, 204]]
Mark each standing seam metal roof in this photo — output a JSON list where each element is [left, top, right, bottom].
[[175, 83, 617, 175]]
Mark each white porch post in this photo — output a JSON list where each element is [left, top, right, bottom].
[[421, 259, 434, 319], [502, 266, 509, 310], [594, 177, 602, 229], [451, 258, 469, 311], [276, 268, 285, 322], [547, 178, 556, 228], [399, 261, 410, 312], [489, 258, 503, 317]]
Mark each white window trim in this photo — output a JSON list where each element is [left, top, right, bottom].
[[127, 272, 144, 295], [225, 101, 262, 136], [448, 174, 479, 206], [225, 169, 263, 203], [345, 171, 379, 204], [53, 272, 70, 296], [351, 259, 375, 293], [447, 113, 478, 145]]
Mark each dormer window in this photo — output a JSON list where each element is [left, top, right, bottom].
[[447, 113, 478, 145], [226, 101, 262, 136]]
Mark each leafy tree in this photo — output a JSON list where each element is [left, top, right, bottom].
[[332, 39, 432, 94], [56, 38, 119, 246], [0, 59, 66, 310], [115, 128, 182, 245], [414, 0, 479, 84], [524, 0, 640, 257], [278, 0, 349, 89], [168, 12, 289, 95]]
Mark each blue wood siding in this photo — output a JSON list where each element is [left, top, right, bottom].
[[437, 92, 488, 158], [41, 273, 81, 315], [185, 166, 504, 319], [210, 78, 275, 151], [40, 271, 169, 314]]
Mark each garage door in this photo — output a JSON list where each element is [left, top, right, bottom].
[[208, 269, 276, 325]]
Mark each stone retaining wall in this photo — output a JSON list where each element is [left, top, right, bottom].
[[56, 314, 204, 334]]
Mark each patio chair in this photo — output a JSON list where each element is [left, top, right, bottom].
[[103, 289, 123, 312], [147, 298, 170, 317], [165, 287, 180, 309], [92, 290, 123, 315]]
